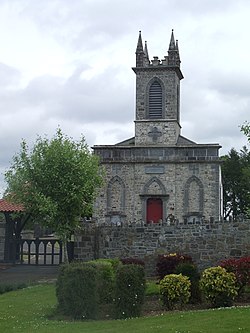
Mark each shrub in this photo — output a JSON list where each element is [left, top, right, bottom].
[[0, 283, 27, 295], [114, 264, 146, 319], [159, 274, 191, 310], [174, 262, 201, 303], [200, 266, 238, 308], [145, 280, 160, 296], [56, 263, 98, 319], [92, 258, 121, 271], [120, 257, 145, 267], [220, 256, 250, 292], [156, 253, 193, 279], [85, 260, 115, 303]]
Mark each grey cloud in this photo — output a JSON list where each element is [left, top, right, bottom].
[[19, 66, 134, 124], [0, 63, 21, 87], [0, 0, 250, 195], [208, 72, 250, 98]]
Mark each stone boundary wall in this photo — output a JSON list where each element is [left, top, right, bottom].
[[74, 220, 250, 276]]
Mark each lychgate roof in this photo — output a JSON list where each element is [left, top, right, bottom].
[[0, 199, 24, 213]]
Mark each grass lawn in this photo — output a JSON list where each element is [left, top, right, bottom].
[[0, 284, 249, 333]]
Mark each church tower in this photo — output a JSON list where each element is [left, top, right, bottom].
[[133, 30, 183, 146], [93, 30, 222, 225]]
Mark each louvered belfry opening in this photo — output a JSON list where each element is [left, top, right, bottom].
[[149, 81, 163, 119]]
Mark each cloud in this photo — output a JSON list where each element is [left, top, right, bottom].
[[0, 0, 250, 196], [0, 63, 21, 87]]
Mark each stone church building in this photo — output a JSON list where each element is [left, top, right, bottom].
[[93, 30, 222, 225]]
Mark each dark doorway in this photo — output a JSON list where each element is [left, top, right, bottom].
[[147, 198, 163, 223]]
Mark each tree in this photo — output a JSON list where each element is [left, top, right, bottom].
[[4, 129, 103, 249], [241, 121, 250, 143], [241, 121, 250, 217], [221, 147, 250, 220]]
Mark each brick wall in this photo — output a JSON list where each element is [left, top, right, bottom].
[[74, 219, 250, 276]]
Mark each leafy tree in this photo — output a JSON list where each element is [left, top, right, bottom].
[[4, 129, 103, 250], [241, 121, 250, 143], [240, 121, 250, 217], [221, 147, 250, 220]]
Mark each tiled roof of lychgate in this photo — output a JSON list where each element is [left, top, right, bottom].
[[0, 199, 24, 212]]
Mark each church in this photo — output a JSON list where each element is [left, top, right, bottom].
[[93, 30, 222, 225]]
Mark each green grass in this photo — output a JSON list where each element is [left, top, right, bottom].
[[145, 280, 160, 296], [0, 284, 250, 333]]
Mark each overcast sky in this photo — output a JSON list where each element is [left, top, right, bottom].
[[0, 0, 250, 195]]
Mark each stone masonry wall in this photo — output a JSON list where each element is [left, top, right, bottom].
[[135, 120, 181, 145], [74, 219, 250, 276], [93, 160, 221, 224], [135, 70, 179, 121]]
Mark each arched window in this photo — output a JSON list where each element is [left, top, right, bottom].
[[107, 176, 125, 213], [184, 176, 204, 216], [148, 81, 163, 119]]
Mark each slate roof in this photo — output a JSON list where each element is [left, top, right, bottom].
[[115, 135, 197, 146], [176, 135, 197, 145], [0, 199, 24, 212]]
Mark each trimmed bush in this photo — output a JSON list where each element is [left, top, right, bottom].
[[114, 264, 146, 319], [89, 258, 121, 271], [220, 256, 250, 292], [120, 257, 145, 267], [56, 263, 98, 319], [0, 283, 27, 295], [85, 260, 115, 303], [159, 274, 191, 310], [156, 253, 193, 279], [174, 262, 201, 303], [200, 266, 238, 308]]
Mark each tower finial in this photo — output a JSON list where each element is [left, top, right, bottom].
[[136, 31, 143, 53], [169, 29, 176, 51], [143, 41, 150, 65], [136, 30, 144, 67], [168, 30, 181, 67]]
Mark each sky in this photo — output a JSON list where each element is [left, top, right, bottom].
[[0, 0, 250, 195]]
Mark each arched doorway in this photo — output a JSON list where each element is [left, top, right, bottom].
[[146, 198, 163, 223]]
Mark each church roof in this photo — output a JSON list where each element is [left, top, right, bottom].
[[0, 199, 24, 213], [176, 135, 197, 145], [116, 135, 197, 147], [103, 135, 219, 148], [116, 137, 135, 146]]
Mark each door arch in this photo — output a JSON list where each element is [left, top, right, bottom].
[[146, 198, 163, 223]]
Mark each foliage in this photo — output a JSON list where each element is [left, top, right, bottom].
[[56, 262, 98, 319], [1, 284, 250, 332], [241, 121, 250, 144], [221, 147, 250, 220], [85, 260, 116, 303], [4, 129, 103, 243], [0, 282, 27, 294], [93, 258, 121, 271], [220, 256, 250, 292], [120, 257, 145, 267], [114, 264, 146, 319], [159, 273, 191, 309], [145, 280, 160, 296], [200, 266, 238, 308], [156, 253, 193, 279], [174, 262, 201, 303]]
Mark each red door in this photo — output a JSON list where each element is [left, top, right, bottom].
[[147, 198, 163, 223]]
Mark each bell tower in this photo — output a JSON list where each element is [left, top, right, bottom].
[[133, 30, 184, 146]]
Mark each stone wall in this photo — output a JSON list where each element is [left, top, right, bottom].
[[93, 158, 222, 224], [74, 219, 250, 276]]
